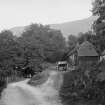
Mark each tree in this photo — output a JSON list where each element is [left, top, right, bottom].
[[0, 24, 66, 78], [67, 35, 77, 50], [18, 24, 66, 72], [92, 0, 105, 35], [77, 31, 93, 43], [92, 0, 105, 52], [0, 30, 25, 77]]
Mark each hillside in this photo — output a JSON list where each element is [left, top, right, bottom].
[[10, 16, 97, 38], [10, 26, 26, 37], [50, 16, 97, 38]]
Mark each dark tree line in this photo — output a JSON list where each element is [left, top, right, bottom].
[[0, 24, 66, 79]]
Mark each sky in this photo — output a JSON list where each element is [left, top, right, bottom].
[[0, 0, 92, 31]]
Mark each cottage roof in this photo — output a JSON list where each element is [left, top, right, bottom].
[[78, 41, 98, 56]]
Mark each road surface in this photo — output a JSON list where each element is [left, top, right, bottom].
[[0, 70, 63, 105]]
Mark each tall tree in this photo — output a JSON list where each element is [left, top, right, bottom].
[[67, 35, 77, 50], [92, 0, 105, 52], [92, 0, 105, 35], [18, 24, 66, 70], [0, 30, 24, 77]]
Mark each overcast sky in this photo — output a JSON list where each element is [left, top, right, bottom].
[[0, 0, 92, 30]]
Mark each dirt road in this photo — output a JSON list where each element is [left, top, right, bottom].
[[0, 70, 62, 105]]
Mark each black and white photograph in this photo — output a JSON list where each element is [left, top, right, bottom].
[[0, 0, 105, 105]]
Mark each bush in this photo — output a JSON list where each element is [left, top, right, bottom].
[[60, 63, 105, 105]]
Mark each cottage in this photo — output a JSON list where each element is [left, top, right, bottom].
[[68, 41, 99, 67], [77, 41, 99, 65]]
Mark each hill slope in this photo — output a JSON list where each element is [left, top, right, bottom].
[[10, 16, 97, 38], [50, 16, 97, 38]]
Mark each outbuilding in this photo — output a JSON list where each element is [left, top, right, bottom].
[[68, 41, 99, 68], [77, 41, 99, 65]]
